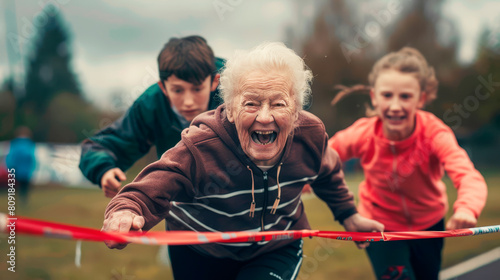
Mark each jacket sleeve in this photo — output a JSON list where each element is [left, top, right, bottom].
[[104, 141, 196, 231], [312, 132, 357, 224], [328, 125, 360, 162], [79, 100, 154, 186], [432, 130, 488, 218]]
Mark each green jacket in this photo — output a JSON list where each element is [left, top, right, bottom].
[[79, 58, 225, 186]]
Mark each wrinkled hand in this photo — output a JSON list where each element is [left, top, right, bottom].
[[446, 211, 477, 230], [101, 168, 127, 198], [102, 210, 145, 249], [342, 213, 384, 249]]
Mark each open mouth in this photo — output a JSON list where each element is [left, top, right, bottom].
[[251, 131, 277, 145], [386, 115, 406, 121]]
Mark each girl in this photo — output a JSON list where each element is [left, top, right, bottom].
[[328, 47, 487, 280]]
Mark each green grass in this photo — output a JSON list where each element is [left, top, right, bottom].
[[0, 170, 499, 279]]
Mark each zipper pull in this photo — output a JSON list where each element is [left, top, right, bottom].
[[263, 171, 268, 180]]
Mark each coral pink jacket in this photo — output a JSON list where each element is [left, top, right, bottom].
[[329, 110, 487, 231]]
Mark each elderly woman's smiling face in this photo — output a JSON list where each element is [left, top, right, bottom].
[[227, 70, 297, 167]]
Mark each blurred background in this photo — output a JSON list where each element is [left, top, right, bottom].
[[0, 0, 499, 279]]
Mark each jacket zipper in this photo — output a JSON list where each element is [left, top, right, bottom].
[[390, 142, 412, 229], [260, 171, 268, 231], [390, 143, 397, 192]]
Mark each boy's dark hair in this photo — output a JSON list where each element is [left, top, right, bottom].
[[157, 35, 216, 85]]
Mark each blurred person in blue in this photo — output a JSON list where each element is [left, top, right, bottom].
[[6, 126, 37, 204], [79, 35, 225, 198]]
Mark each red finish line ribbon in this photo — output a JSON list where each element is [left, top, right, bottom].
[[2, 214, 499, 245]]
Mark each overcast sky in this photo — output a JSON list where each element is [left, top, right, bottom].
[[1, 0, 499, 110]]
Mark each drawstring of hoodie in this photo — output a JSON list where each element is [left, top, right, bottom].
[[247, 166, 256, 218], [270, 163, 282, 214], [248, 163, 283, 218]]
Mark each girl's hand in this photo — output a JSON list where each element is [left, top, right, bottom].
[[446, 211, 477, 230], [343, 213, 384, 249]]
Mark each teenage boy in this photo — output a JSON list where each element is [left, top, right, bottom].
[[79, 35, 224, 198]]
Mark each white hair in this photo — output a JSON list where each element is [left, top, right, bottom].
[[219, 42, 313, 111]]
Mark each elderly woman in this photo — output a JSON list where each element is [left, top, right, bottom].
[[102, 42, 383, 280]]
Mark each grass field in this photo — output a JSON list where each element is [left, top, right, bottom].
[[0, 168, 499, 280]]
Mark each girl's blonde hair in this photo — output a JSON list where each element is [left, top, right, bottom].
[[331, 47, 439, 115]]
